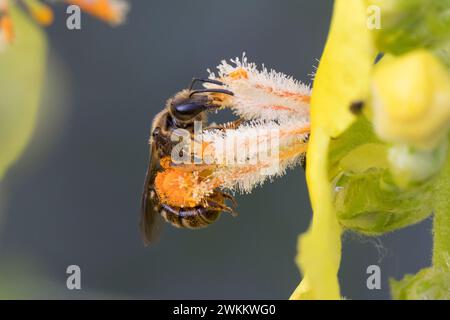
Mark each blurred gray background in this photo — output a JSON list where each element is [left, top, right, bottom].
[[0, 0, 432, 299]]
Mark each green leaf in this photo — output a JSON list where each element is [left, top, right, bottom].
[[0, 6, 47, 179]]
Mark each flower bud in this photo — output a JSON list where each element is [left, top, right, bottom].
[[372, 50, 450, 150], [333, 166, 434, 235], [388, 142, 448, 187]]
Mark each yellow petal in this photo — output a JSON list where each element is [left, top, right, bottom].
[[311, 0, 375, 138], [292, 0, 376, 300]]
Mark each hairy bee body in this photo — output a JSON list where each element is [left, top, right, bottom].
[[140, 79, 237, 244]]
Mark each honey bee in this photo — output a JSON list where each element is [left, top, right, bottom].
[[141, 78, 238, 245]]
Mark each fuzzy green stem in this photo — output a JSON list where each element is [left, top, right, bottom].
[[432, 153, 450, 270]]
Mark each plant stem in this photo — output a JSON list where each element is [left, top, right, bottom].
[[432, 153, 450, 270]]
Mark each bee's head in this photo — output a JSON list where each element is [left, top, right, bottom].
[[169, 90, 209, 123], [169, 88, 234, 124]]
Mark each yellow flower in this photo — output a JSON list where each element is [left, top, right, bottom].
[[290, 0, 375, 300], [291, 0, 450, 300]]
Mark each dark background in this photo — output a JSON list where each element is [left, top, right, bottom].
[[0, 0, 432, 299]]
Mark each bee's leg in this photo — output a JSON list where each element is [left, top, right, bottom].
[[210, 190, 238, 216], [189, 78, 225, 90], [220, 191, 238, 209], [189, 89, 234, 99], [151, 126, 174, 157], [206, 200, 237, 217], [148, 186, 159, 203]]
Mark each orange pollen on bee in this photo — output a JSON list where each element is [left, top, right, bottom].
[[155, 169, 201, 208], [159, 156, 172, 169], [154, 167, 221, 208]]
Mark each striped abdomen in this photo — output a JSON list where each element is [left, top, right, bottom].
[[149, 189, 221, 228], [160, 204, 221, 228]]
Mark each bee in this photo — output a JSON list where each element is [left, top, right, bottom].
[[141, 78, 238, 245]]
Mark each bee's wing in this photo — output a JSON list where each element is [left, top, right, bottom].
[[140, 144, 164, 245]]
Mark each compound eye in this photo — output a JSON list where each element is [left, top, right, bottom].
[[171, 102, 206, 120]]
